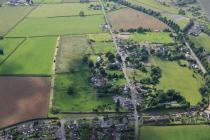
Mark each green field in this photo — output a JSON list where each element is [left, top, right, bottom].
[[29, 3, 102, 18], [56, 35, 89, 73], [152, 58, 203, 105], [141, 125, 210, 140], [87, 33, 112, 42], [54, 73, 115, 112], [127, 68, 150, 81], [7, 15, 105, 37], [0, 37, 57, 75], [190, 33, 210, 52], [176, 18, 190, 30], [0, 38, 25, 62], [0, 6, 33, 35], [127, 0, 179, 14], [130, 32, 173, 44], [92, 42, 115, 54], [54, 36, 115, 112]]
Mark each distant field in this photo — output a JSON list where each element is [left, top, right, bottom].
[[0, 77, 50, 128], [92, 42, 115, 54], [127, 0, 179, 14], [56, 35, 89, 73], [29, 3, 102, 17], [87, 33, 112, 42], [190, 33, 210, 52], [152, 58, 203, 105], [141, 125, 210, 140], [7, 15, 104, 37], [130, 32, 173, 44], [107, 8, 168, 31], [0, 37, 57, 75], [0, 38, 24, 63], [0, 6, 33, 36]]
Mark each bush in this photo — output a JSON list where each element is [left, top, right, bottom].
[[50, 107, 60, 114]]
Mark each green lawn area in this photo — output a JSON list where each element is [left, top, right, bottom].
[[0, 5, 34, 35], [0, 37, 57, 75], [189, 33, 210, 52], [53, 73, 115, 112], [127, 0, 179, 14], [56, 35, 89, 73], [130, 32, 173, 44], [127, 68, 150, 81], [28, 3, 102, 18], [7, 15, 105, 37], [87, 33, 112, 42], [92, 42, 116, 54], [152, 58, 203, 105], [141, 125, 210, 140], [176, 18, 190, 30], [0, 38, 25, 63]]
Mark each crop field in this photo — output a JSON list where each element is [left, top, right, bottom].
[[151, 58, 203, 105], [56, 35, 89, 73], [28, 3, 102, 18], [141, 125, 210, 140], [107, 8, 168, 31], [0, 37, 57, 75], [0, 38, 25, 63], [190, 33, 210, 52], [130, 32, 173, 44], [7, 15, 105, 37], [0, 6, 34, 35], [0, 76, 50, 128]]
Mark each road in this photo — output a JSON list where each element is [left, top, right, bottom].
[[184, 38, 207, 74], [98, 1, 139, 139]]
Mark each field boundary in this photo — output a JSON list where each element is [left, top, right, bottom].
[[47, 13, 103, 18], [0, 74, 51, 77], [3, 5, 39, 37], [48, 36, 61, 112]]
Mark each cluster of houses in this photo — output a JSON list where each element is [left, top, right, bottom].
[[113, 96, 133, 110], [8, 0, 33, 5]]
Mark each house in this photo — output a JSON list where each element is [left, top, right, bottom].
[[188, 24, 202, 36]]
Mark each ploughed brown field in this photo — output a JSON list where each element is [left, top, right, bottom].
[[0, 76, 50, 128], [107, 8, 168, 31]]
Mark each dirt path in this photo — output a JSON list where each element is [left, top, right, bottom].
[[49, 36, 60, 110]]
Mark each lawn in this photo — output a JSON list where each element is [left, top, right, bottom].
[[0, 38, 25, 63], [141, 125, 210, 140], [28, 3, 102, 18], [7, 15, 105, 37], [130, 32, 173, 44], [176, 18, 190, 30], [152, 58, 203, 105], [0, 37, 57, 75], [127, 68, 150, 81], [56, 35, 89, 73], [190, 33, 210, 52], [0, 5, 34, 35], [87, 33, 112, 42], [53, 73, 115, 112], [91, 42, 116, 54]]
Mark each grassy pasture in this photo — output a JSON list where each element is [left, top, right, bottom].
[[189, 33, 210, 52], [0, 38, 25, 63], [107, 8, 168, 31], [151, 58, 203, 105], [87, 33, 112, 42], [91, 42, 115, 54], [7, 15, 105, 37], [29, 3, 102, 18], [54, 73, 115, 112], [141, 125, 210, 140], [56, 35, 89, 73], [130, 32, 173, 44], [0, 37, 57, 75], [0, 6, 33, 35]]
